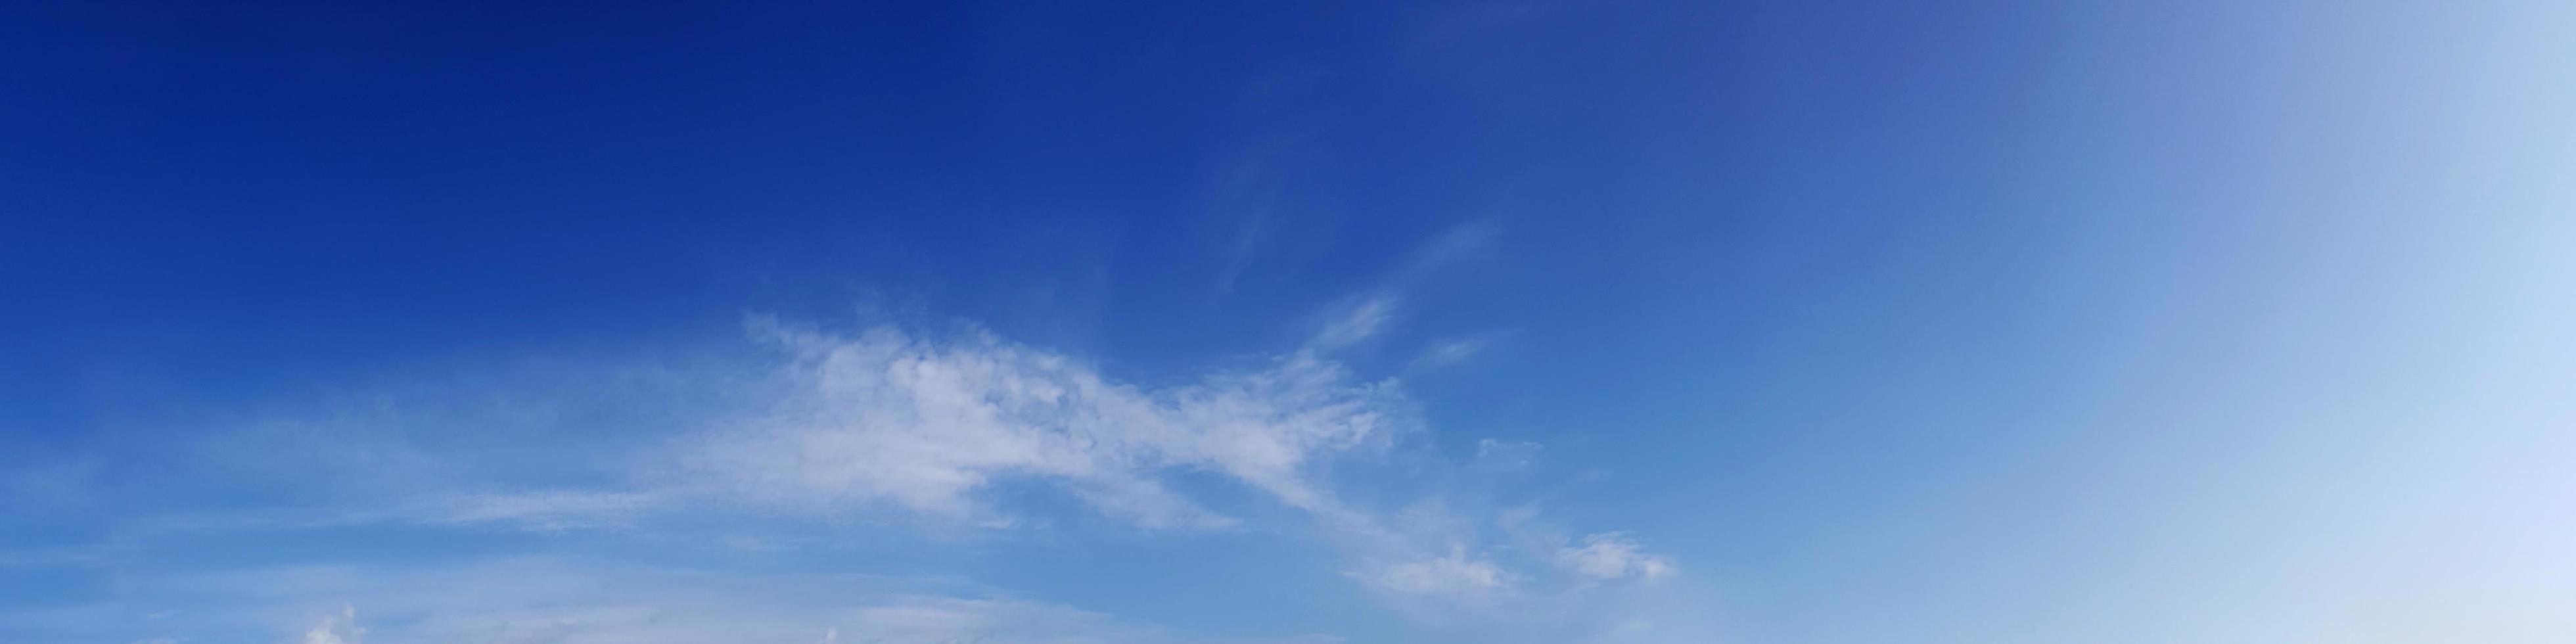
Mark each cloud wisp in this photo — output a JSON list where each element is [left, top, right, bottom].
[[680, 315, 1406, 530], [663, 313, 1661, 605], [287, 304, 1667, 610], [1555, 533, 1674, 582], [42, 558, 1335, 644], [8, 227, 1685, 641]]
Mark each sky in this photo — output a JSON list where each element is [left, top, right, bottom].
[[3, 1, 2573, 643]]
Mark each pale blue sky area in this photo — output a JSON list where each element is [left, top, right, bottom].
[[3, 1, 2572, 643]]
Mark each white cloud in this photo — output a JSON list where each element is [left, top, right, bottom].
[[1409, 223, 1498, 274], [76, 221, 1674, 625], [95, 309, 1675, 622], [1407, 333, 1504, 371], [1299, 223, 1500, 356], [683, 317, 1403, 528], [85, 300, 1673, 620], [9, 223, 1702, 644], [1309, 294, 1400, 351], [668, 225, 1511, 534], [39, 559, 1333, 644], [301, 605, 363, 644], [655, 315, 1676, 610], [415, 490, 662, 532], [1555, 533, 1674, 581], [1352, 550, 1517, 603]]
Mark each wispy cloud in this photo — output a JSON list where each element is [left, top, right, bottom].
[[681, 315, 1402, 529], [12, 227, 1678, 641], [300, 605, 362, 644], [1408, 332, 1509, 371], [29, 559, 1334, 644], [1351, 549, 1517, 603], [1406, 223, 1500, 278], [666, 312, 1669, 607], [1299, 222, 1500, 354], [1555, 533, 1674, 582], [1207, 148, 1290, 296], [412, 490, 664, 532], [1308, 294, 1400, 352]]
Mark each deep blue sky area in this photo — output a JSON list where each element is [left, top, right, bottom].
[[4, 1, 2571, 643], [6, 0, 2047, 446]]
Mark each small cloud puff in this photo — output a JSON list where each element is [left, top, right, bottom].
[[302, 605, 363, 644], [1555, 532, 1675, 581]]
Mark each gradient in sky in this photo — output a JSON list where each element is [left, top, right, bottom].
[[3, 1, 2572, 643]]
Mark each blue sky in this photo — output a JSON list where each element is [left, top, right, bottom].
[[4, 1, 2573, 643]]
